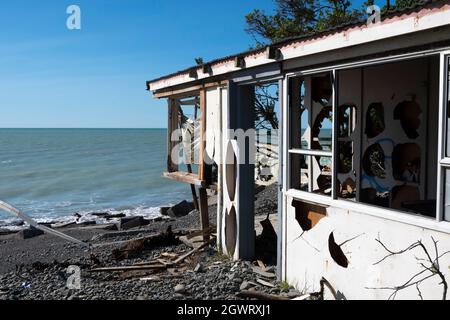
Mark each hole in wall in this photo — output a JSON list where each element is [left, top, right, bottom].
[[365, 103, 385, 139], [392, 143, 421, 183], [394, 100, 421, 139], [328, 232, 349, 268], [225, 206, 237, 256], [225, 141, 237, 202], [292, 200, 327, 231], [362, 143, 386, 179]]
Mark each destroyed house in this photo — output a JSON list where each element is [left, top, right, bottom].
[[147, 1, 450, 299]]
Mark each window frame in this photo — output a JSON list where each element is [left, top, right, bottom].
[[284, 47, 450, 229], [287, 70, 337, 197], [437, 52, 450, 222]]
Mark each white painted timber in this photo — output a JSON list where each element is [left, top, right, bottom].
[[148, 4, 450, 92]]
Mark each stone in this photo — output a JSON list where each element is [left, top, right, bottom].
[[174, 284, 186, 294], [194, 263, 204, 273], [233, 277, 243, 284], [159, 207, 171, 216], [15, 227, 44, 240], [119, 216, 149, 230], [167, 200, 195, 218], [239, 281, 253, 291], [0, 228, 15, 236]]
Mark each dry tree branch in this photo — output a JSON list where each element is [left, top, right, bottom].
[[367, 236, 449, 300]]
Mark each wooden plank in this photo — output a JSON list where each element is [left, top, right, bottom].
[[89, 265, 167, 273], [198, 187, 210, 242], [162, 172, 206, 187], [173, 240, 211, 265], [152, 81, 227, 99]]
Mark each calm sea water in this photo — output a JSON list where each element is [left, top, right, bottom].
[[0, 129, 192, 227]]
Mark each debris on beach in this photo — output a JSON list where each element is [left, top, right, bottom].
[[0, 185, 305, 301], [0, 200, 90, 248]]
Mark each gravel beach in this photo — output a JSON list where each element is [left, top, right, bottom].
[[0, 184, 299, 301]]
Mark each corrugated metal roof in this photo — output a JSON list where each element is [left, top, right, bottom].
[[147, 0, 447, 86]]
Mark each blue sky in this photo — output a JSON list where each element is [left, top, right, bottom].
[[0, 0, 368, 128]]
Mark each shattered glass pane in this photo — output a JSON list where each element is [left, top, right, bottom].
[[290, 73, 333, 151], [445, 170, 450, 221], [290, 154, 309, 191]]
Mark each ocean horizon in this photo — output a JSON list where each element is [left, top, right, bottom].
[[0, 128, 192, 228]]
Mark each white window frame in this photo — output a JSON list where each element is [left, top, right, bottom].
[[437, 51, 450, 222], [287, 70, 337, 198], [283, 47, 450, 232]]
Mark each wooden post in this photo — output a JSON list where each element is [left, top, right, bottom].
[[199, 89, 207, 181], [167, 98, 179, 172], [187, 164, 199, 211], [198, 187, 210, 242], [198, 89, 210, 241]]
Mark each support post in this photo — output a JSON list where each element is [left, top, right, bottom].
[[167, 98, 179, 172], [198, 89, 210, 240], [199, 187, 210, 242]]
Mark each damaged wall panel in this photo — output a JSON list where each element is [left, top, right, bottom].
[[284, 196, 450, 300]]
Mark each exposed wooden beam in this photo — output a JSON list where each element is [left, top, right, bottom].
[[265, 46, 282, 60], [167, 99, 179, 173], [202, 64, 213, 75], [198, 89, 206, 181], [152, 81, 227, 99], [188, 69, 198, 79], [234, 56, 246, 69], [162, 172, 206, 187]]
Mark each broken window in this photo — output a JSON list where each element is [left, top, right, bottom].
[[444, 57, 450, 221], [337, 57, 439, 218], [289, 72, 333, 196], [164, 91, 216, 191], [447, 57, 450, 158], [288, 56, 441, 218], [337, 102, 357, 199]]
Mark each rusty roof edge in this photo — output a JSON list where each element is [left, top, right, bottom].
[[146, 0, 447, 90]]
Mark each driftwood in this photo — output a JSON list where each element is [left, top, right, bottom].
[[89, 264, 167, 273], [90, 238, 214, 274], [111, 226, 178, 260], [173, 240, 212, 265], [252, 267, 276, 279], [236, 290, 290, 301], [256, 278, 276, 288]]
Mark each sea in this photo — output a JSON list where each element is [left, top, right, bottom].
[[0, 129, 192, 229]]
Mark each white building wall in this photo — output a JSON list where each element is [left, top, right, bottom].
[[284, 196, 450, 300]]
